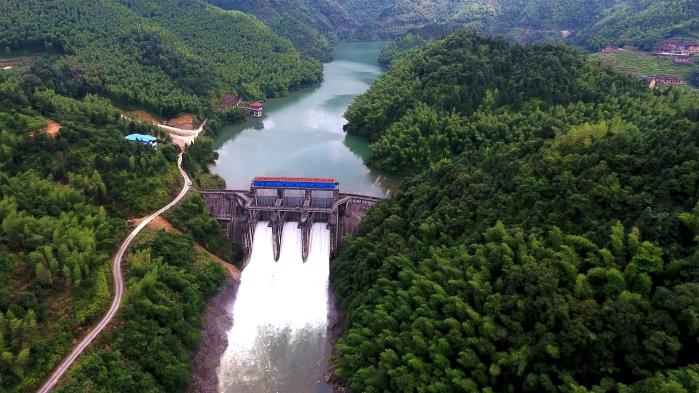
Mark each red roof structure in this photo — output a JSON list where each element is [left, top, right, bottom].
[[250, 101, 264, 109]]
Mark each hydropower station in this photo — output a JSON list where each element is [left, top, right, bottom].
[[201, 177, 383, 263]]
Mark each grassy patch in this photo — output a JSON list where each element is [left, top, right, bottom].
[[591, 48, 697, 81]]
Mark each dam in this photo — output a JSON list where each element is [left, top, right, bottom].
[[205, 177, 383, 391], [204, 43, 390, 393], [201, 177, 383, 262]]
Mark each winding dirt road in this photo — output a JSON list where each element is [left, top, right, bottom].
[[37, 153, 192, 393]]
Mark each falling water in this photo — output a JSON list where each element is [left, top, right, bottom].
[[217, 221, 332, 393]]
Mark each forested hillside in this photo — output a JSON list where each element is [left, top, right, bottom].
[[0, 66, 227, 392], [207, 0, 355, 61], [337, 0, 626, 39], [55, 230, 226, 393], [340, 0, 696, 64], [572, 0, 699, 51], [377, 23, 461, 67], [332, 30, 699, 392], [337, 0, 497, 39], [0, 0, 321, 117], [346, 31, 645, 173]]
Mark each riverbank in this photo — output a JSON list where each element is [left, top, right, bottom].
[[190, 278, 240, 393], [325, 290, 350, 393]]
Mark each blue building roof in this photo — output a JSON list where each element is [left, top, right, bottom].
[[252, 180, 337, 190], [252, 176, 338, 190], [125, 134, 157, 143]]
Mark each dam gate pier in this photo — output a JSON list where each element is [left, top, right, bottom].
[[202, 177, 383, 261]]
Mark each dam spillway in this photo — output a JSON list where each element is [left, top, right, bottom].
[[217, 221, 332, 392], [207, 178, 383, 391], [202, 177, 383, 262]]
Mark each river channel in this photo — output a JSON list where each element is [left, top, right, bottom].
[[211, 42, 390, 393]]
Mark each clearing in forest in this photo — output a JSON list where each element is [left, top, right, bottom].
[[43, 119, 62, 138], [167, 114, 197, 130], [591, 47, 697, 83], [0, 56, 37, 69]]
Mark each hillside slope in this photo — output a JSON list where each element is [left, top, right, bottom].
[[572, 0, 699, 50], [207, 0, 356, 61], [345, 31, 648, 173], [0, 0, 321, 117], [0, 67, 228, 393], [336, 0, 696, 62], [333, 30, 699, 392], [336, 0, 628, 39]]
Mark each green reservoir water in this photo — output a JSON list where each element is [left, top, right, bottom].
[[211, 42, 393, 197]]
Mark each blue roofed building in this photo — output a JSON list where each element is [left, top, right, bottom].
[[125, 133, 158, 148]]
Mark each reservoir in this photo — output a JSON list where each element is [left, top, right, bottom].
[[211, 41, 392, 197], [212, 42, 389, 393]]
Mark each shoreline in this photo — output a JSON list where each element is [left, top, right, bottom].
[[189, 278, 239, 393], [326, 286, 350, 393]]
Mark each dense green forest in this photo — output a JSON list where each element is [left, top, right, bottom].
[[347, 31, 653, 173], [572, 0, 699, 51], [335, 0, 626, 39], [200, 0, 697, 68], [378, 23, 462, 67], [206, 0, 355, 61], [55, 230, 226, 393], [332, 30, 699, 392], [0, 0, 322, 117], [0, 64, 219, 391], [337, 0, 497, 39], [337, 0, 697, 63]]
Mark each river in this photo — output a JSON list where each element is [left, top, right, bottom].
[[211, 41, 392, 197], [211, 42, 390, 393]]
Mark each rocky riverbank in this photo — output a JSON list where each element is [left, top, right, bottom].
[[189, 278, 239, 393], [325, 290, 350, 393]]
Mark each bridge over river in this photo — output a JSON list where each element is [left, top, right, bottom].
[[202, 177, 382, 261]]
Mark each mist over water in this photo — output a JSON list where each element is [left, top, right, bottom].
[[217, 222, 332, 393]]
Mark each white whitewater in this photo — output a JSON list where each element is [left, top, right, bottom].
[[218, 221, 332, 393]]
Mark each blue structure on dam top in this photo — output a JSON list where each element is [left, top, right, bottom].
[[252, 177, 338, 190]]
